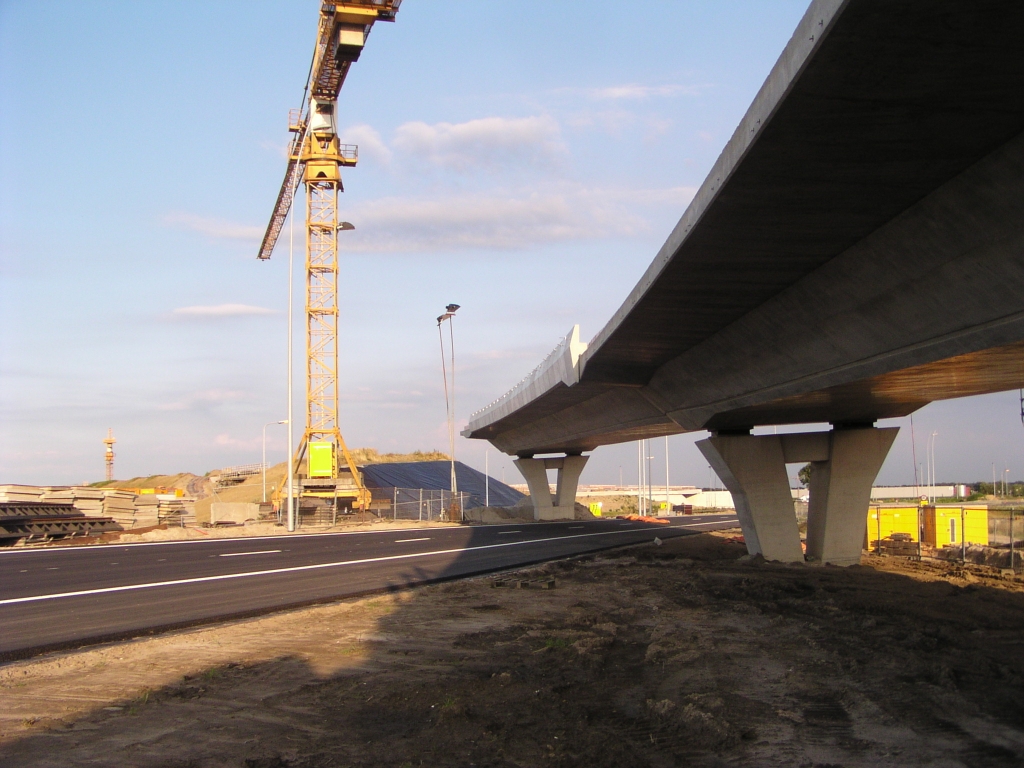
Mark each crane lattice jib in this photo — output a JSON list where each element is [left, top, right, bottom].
[[256, 0, 400, 262], [256, 151, 302, 261]]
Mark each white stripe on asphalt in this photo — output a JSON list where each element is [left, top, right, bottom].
[[0, 517, 738, 556], [393, 538, 430, 543], [219, 550, 282, 557], [497, 531, 522, 535], [0, 521, 737, 606]]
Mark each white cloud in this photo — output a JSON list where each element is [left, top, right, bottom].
[[586, 84, 696, 100], [163, 212, 263, 241], [338, 123, 392, 164], [392, 116, 564, 173], [336, 184, 696, 252], [213, 433, 262, 449], [172, 304, 277, 317]]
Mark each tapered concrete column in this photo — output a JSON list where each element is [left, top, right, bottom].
[[696, 434, 804, 562], [806, 427, 898, 565], [514, 454, 588, 521]]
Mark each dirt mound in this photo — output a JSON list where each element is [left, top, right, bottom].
[[93, 473, 200, 492], [348, 447, 449, 464]]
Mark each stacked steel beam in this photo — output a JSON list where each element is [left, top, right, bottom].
[[0, 502, 120, 545]]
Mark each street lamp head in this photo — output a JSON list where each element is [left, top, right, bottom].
[[446, 303, 460, 313], [337, 221, 355, 231]]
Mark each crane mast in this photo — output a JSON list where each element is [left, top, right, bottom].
[[258, 1, 401, 514]]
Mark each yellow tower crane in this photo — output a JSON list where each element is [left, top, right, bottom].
[[257, 0, 401, 514], [103, 428, 116, 482]]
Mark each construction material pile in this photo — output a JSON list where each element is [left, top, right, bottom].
[[0, 486, 45, 503], [0, 502, 121, 545], [41, 488, 137, 526], [0, 486, 197, 530], [132, 495, 196, 527]]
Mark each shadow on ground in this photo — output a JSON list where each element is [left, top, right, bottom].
[[2, 531, 1024, 767]]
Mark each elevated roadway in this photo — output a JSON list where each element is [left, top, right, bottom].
[[464, 0, 1024, 564], [0, 517, 736, 660]]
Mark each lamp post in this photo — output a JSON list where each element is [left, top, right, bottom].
[[664, 435, 670, 516], [437, 303, 460, 516], [285, 180, 298, 532], [263, 420, 288, 503]]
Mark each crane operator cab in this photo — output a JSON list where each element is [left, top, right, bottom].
[[310, 99, 337, 140], [302, 99, 357, 180]]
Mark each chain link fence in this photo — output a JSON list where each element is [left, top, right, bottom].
[[868, 505, 1021, 571], [368, 487, 471, 522]]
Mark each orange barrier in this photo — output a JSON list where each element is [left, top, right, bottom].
[[615, 515, 671, 525]]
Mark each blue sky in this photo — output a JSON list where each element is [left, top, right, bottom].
[[2, 0, 1021, 489]]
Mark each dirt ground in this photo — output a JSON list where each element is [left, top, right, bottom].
[[2, 530, 1023, 767]]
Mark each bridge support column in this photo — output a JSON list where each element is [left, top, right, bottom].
[[514, 455, 588, 521], [805, 427, 898, 566], [696, 433, 804, 562], [696, 426, 898, 565]]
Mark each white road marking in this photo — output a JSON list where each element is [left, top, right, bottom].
[[0, 526, 740, 606], [0, 518, 737, 556], [46, 567, 59, 570], [568, 526, 585, 529], [0, 525, 454, 554], [219, 550, 282, 558], [497, 531, 522, 535], [393, 538, 430, 543]]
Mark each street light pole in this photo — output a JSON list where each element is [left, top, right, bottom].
[[286, 178, 299, 532], [263, 420, 288, 503], [665, 435, 670, 516], [437, 304, 460, 517]]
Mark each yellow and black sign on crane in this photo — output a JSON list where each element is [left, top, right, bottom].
[[258, 1, 402, 512]]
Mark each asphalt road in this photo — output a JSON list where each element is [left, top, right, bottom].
[[0, 515, 737, 660]]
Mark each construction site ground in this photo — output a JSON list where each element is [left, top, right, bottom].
[[2, 530, 1023, 767]]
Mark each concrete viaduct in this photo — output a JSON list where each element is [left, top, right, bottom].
[[464, 0, 1024, 566]]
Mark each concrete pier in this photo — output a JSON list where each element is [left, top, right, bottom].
[[514, 455, 588, 521], [697, 427, 897, 564]]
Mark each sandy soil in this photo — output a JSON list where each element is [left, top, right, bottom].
[[2, 531, 1023, 767]]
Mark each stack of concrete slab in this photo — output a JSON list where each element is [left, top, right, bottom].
[[154, 496, 196, 526], [0, 485, 45, 503], [3, 485, 199, 530], [41, 487, 105, 513], [103, 491, 139, 525], [41, 487, 140, 527], [131, 495, 162, 528]]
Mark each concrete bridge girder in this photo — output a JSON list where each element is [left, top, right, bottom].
[[697, 427, 897, 565], [514, 455, 588, 521]]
